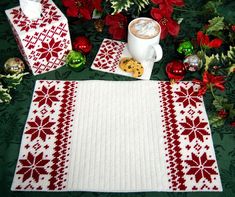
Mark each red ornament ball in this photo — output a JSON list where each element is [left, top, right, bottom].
[[73, 36, 92, 54], [166, 60, 186, 82]]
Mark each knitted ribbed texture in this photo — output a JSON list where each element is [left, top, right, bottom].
[[11, 80, 222, 192]]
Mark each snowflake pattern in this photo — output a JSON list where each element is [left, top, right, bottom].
[[25, 116, 55, 141], [33, 85, 60, 107], [180, 116, 209, 142], [93, 61, 110, 69], [98, 47, 115, 60], [16, 152, 50, 182], [160, 82, 221, 191], [6, 0, 70, 75], [11, 9, 22, 20], [11, 81, 222, 191], [36, 38, 63, 61], [185, 153, 218, 183], [18, 20, 38, 32], [10, 0, 61, 33], [11, 81, 78, 190], [175, 86, 202, 108], [91, 39, 125, 72], [43, 10, 60, 24]]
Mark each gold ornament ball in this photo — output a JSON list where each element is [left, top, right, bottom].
[[4, 57, 25, 74]]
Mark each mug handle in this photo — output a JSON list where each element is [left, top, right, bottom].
[[149, 43, 163, 62]]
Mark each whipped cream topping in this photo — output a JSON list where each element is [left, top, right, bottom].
[[132, 19, 159, 37]]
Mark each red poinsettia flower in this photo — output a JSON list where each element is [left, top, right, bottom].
[[92, 0, 103, 12], [62, 0, 93, 19], [152, 0, 184, 6], [197, 31, 223, 48], [105, 13, 127, 40], [151, 0, 185, 14], [151, 7, 180, 39], [193, 71, 225, 96]]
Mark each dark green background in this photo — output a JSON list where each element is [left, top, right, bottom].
[[0, 0, 234, 196]]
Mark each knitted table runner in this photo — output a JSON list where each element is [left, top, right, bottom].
[[11, 80, 222, 192]]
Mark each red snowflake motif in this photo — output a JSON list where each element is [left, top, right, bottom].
[[41, 0, 51, 9], [18, 20, 38, 32], [43, 10, 60, 24], [25, 116, 55, 141], [93, 61, 109, 69], [16, 152, 50, 182], [36, 38, 63, 61], [104, 40, 119, 47], [180, 116, 209, 142], [99, 48, 115, 60], [185, 153, 218, 183], [10, 9, 23, 20], [33, 85, 60, 107], [175, 86, 202, 108]]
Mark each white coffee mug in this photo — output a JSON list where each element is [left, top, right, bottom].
[[128, 17, 163, 62]]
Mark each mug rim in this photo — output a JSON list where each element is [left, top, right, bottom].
[[128, 17, 161, 40]]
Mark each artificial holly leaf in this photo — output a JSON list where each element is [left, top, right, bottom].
[[209, 114, 225, 128], [133, 0, 149, 11], [0, 73, 28, 89], [110, 0, 133, 13], [229, 32, 235, 44], [227, 46, 235, 60], [228, 64, 235, 74], [197, 50, 205, 60], [206, 16, 224, 34], [213, 98, 223, 111], [0, 85, 11, 104], [110, 0, 149, 14], [220, 46, 235, 75], [204, 54, 217, 71], [204, 0, 222, 14]]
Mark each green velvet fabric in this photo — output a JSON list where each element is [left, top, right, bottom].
[[0, 0, 234, 196]]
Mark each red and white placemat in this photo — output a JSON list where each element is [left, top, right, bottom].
[[91, 39, 155, 80], [12, 80, 222, 192]]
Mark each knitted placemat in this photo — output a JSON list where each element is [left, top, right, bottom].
[[11, 80, 222, 192]]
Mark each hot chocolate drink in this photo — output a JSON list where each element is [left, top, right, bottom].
[[129, 18, 160, 39]]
